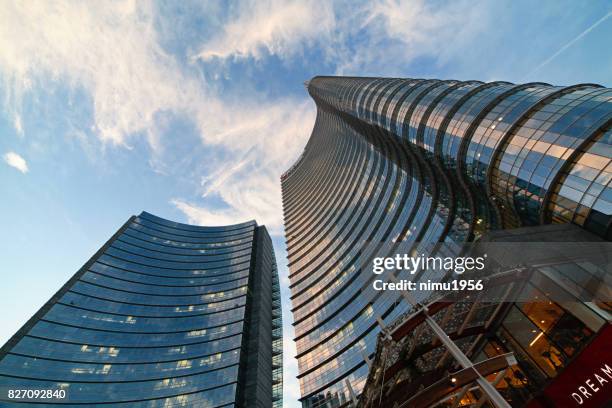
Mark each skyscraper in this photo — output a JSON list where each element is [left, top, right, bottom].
[[0, 211, 282, 407], [281, 77, 611, 407]]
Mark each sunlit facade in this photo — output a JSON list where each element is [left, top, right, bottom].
[[281, 76, 611, 407], [0, 211, 282, 407]]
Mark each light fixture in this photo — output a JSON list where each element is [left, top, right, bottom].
[[529, 332, 544, 347]]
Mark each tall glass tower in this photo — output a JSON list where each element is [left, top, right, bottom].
[[0, 211, 282, 407], [281, 77, 611, 407]]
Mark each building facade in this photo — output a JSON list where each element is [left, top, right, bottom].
[[0, 211, 282, 407], [356, 223, 611, 408], [281, 76, 611, 407]]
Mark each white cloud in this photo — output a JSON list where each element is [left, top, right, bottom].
[[0, 0, 315, 233], [194, 0, 335, 61], [0, 0, 201, 147], [192, 0, 489, 75], [363, 0, 475, 48], [332, 0, 489, 75], [173, 98, 316, 233], [3, 151, 28, 173], [13, 114, 23, 135]]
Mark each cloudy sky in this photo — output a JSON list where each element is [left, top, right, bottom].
[[0, 0, 610, 405]]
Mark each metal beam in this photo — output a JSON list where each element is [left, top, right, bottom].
[[346, 378, 358, 406], [451, 385, 470, 408], [389, 274, 511, 408], [424, 314, 511, 408], [475, 370, 507, 408]]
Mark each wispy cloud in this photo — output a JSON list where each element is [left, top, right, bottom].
[[331, 0, 489, 75], [0, 0, 314, 233], [193, 0, 488, 75], [171, 97, 315, 233], [3, 151, 28, 173], [194, 0, 334, 62], [13, 114, 23, 135], [0, 1, 202, 147]]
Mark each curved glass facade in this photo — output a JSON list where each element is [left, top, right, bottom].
[[281, 76, 611, 407], [0, 211, 282, 407]]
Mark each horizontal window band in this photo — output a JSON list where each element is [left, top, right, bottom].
[[0, 361, 239, 383], [6, 345, 241, 366], [105, 245, 251, 268], [122, 227, 252, 250], [138, 211, 255, 234], [84, 268, 250, 289], [131, 218, 253, 241], [116, 233, 253, 257], [93, 258, 249, 280], [299, 359, 367, 402], [54, 301, 245, 319], [134, 216, 254, 237], [38, 317, 245, 335], [295, 322, 378, 378], [67, 288, 247, 308], [23, 330, 243, 350], [0, 387, 237, 407], [74, 277, 247, 298], [0, 380, 237, 408], [99, 252, 251, 272]]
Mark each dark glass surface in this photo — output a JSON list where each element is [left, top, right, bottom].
[[0, 212, 282, 407]]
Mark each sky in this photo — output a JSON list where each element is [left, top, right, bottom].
[[0, 1, 611, 406]]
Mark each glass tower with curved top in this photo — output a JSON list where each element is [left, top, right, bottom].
[[0, 211, 282, 408], [281, 76, 611, 407]]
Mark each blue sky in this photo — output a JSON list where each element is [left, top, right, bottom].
[[0, 1, 611, 405]]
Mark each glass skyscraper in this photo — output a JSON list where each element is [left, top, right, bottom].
[[0, 211, 282, 407], [281, 76, 611, 407]]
